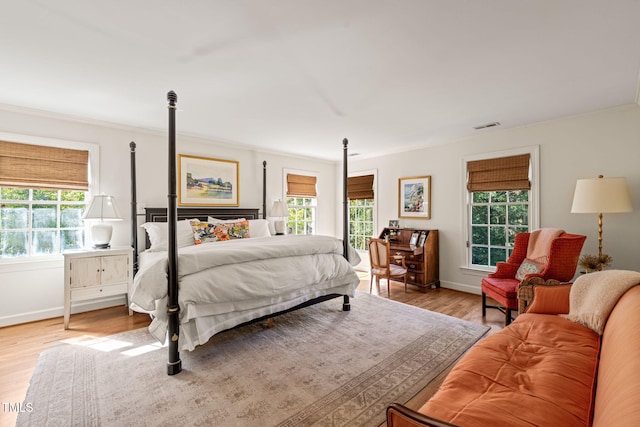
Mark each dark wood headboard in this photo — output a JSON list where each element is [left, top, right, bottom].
[[144, 207, 261, 248], [145, 207, 260, 223]]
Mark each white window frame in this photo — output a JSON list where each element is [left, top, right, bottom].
[[0, 132, 99, 265], [460, 145, 539, 273]]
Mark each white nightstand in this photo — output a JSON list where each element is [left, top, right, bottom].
[[63, 246, 133, 329]]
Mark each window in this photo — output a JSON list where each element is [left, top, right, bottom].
[[0, 135, 96, 260], [285, 172, 317, 235], [464, 147, 539, 269], [0, 188, 87, 257], [469, 190, 529, 266], [286, 196, 316, 235], [348, 198, 374, 251], [347, 173, 375, 251]]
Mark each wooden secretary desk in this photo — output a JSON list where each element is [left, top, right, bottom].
[[378, 227, 440, 291]]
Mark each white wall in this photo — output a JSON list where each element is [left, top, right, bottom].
[[347, 104, 640, 294], [0, 105, 337, 326], [3, 103, 639, 326]]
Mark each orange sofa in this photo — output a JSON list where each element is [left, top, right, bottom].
[[388, 275, 640, 427]]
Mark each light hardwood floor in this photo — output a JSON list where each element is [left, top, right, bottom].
[[0, 276, 505, 427]]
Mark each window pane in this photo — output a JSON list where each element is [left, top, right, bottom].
[[472, 192, 489, 203], [508, 205, 528, 226], [1, 204, 29, 229], [491, 192, 507, 203], [471, 205, 488, 224], [508, 190, 528, 203], [32, 205, 57, 228], [61, 205, 84, 227], [472, 226, 488, 245], [509, 227, 528, 244], [1, 187, 29, 200], [490, 226, 506, 246], [32, 230, 57, 255], [490, 248, 506, 266], [33, 190, 58, 201], [365, 222, 373, 236], [61, 191, 86, 202], [1, 231, 28, 257], [472, 246, 488, 265], [489, 205, 506, 225], [61, 230, 84, 251], [354, 235, 364, 251]]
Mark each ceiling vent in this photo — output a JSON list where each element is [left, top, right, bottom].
[[473, 122, 501, 130]]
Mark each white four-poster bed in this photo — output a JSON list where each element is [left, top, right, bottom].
[[128, 91, 359, 375]]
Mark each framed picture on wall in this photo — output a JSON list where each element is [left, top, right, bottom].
[[178, 154, 239, 206], [398, 175, 431, 219]]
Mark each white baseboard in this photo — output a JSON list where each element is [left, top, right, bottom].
[[0, 295, 127, 328], [439, 280, 481, 295]]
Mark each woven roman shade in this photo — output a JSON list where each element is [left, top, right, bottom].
[[0, 140, 89, 191], [348, 174, 374, 200], [467, 154, 531, 192], [287, 173, 317, 197]]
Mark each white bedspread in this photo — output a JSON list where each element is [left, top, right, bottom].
[[130, 235, 361, 350]]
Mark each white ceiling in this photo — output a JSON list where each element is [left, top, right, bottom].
[[2, 1, 640, 161]]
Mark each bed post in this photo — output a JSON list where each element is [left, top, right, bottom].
[[263, 160, 267, 219], [342, 138, 350, 312], [130, 141, 138, 275], [166, 91, 182, 375]]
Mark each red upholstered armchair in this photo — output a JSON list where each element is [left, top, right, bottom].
[[481, 231, 586, 325]]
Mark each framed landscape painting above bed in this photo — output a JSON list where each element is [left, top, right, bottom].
[[178, 154, 239, 206]]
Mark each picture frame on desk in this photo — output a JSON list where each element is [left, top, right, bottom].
[[418, 232, 427, 247], [389, 219, 400, 228], [410, 231, 419, 246], [398, 175, 431, 219]]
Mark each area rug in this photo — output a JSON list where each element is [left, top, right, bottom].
[[17, 292, 489, 427]]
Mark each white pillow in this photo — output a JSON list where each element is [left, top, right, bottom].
[[265, 217, 277, 235], [141, 219, 195, 251], [207, 217, 246, 224], [248, 219, 271, 238]]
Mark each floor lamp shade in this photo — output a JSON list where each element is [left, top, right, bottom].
[[82, 195, 123, 248], [571, 177, 632, 214], [571, 176, 632, 256]]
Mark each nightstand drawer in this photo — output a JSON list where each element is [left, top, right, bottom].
[[70, 282, 128, 301]]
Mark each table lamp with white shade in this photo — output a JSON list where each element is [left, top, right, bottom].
[[82, 195, 123, 248], [271, 200, 289, 235]]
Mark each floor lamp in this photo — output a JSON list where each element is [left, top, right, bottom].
[[571, 175, 632, 257]]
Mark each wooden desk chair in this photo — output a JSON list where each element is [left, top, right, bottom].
[[368, 238, 408, 297]]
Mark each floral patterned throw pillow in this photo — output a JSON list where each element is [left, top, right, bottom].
[[515, 257, 547, 281], [189, 220, 251, 244]]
